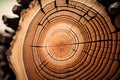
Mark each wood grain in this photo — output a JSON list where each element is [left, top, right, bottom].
[[8, 0, 120, 80]]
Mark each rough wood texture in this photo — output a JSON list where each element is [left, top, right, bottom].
[[0, 0, 34, 80], [8, 0, 120, 80]]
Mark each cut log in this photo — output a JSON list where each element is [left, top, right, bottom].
[[7, 0, 120, 80]]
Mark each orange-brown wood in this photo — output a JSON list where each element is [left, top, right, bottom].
[[8, 0, 120, 80]]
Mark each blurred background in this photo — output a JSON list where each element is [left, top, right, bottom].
[[0, 0, 17, 35], [0, 0, 17, 80]]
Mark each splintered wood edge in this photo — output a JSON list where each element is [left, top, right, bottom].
[[7, 0, 116, 80], [8, 0, 40, 80]]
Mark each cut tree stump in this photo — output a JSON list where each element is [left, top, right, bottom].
[[6, 0, 120, 80]]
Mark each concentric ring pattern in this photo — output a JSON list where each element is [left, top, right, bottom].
[[23, 0, 120, 79]]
